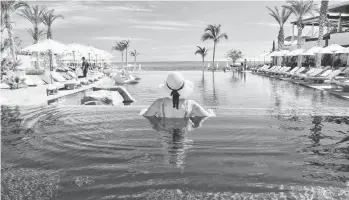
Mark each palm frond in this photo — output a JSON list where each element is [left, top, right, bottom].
[[266, 6, 281, 25], [25, 28, 34, 37], [201, 32, 214, 41], [13, 1, 29, 10], [38, 29, 46, 37], [217, 33, 228, 41], [195, 46, 209, 57]]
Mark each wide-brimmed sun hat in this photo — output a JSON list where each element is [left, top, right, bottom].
[[159, 72, 194, 99]]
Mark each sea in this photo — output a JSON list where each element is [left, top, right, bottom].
[[111, 61, 264, 71]]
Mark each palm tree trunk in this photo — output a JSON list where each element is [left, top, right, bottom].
[[4, 13, 17, 64], [34, 26, 39, 44], [316, 0, 329, 68], [121, 52, 124, 69], [297, 25, 303, 67], [33, 26, 40, 69], [47, 26, 52, 39], [212, 42, 216, 76], [125, 48, 128, 71], [277, 27, 284, 66], [202, 57, 205, 77]]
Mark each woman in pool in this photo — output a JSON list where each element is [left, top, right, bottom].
[[141, 72, 215, 118]]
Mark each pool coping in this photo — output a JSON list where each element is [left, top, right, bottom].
[[276, 76, 349, 100]]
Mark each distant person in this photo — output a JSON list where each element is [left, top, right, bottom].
[[81, 57, 89, 78], [141, 72, 215, 118]]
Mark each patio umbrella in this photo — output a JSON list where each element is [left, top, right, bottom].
[[319, 44, 345, 54], [319, 44, 345, 68], [273, 50, 289, 66], [288, 49, 305, 56], [268, 51, 280, 57], [22, 39, 67, 54], [22, 39, 68, 83], [302, 46, 323, 56]]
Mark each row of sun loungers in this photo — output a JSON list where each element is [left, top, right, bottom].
[[19, 70, 104, 95], [253, 65, 349, 93]]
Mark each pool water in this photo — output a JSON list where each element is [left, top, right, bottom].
[[2, 71, 349, 199]]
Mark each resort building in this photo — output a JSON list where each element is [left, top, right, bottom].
[[287, 1, 349, 50]]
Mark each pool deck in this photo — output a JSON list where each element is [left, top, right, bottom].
[[1, 77, 111, 106], [287, 78, 349, 100]]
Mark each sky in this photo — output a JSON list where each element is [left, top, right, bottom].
[[10, 0, 346, 62]]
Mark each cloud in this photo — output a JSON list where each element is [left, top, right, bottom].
[[92, 36, 148, 41], [152, 20, 198, 27], [66, 16, 99, 24], [249, 22, 291, 27], [107, 5, 152, 12], [131, 25, 182, 30]]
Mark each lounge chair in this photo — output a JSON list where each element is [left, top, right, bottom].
[[254, 65, 268, 73], [288, 67, 306, 78], [275, 67, 291, 75], [51, 71, 79, 90], [267, 66, 284, 75], [40, 75, 65, 89], [263, 66, 280, 74], [21, 75, 37, 87], [307, 67, 346, 84], [281, 67, 299, 77], [294, 66, 331, 79], [46, 84, 58, 96], [333, 67, 349, 81]]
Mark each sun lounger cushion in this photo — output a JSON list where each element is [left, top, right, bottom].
[[21, 75, 36, 86], [67, 71, 78, 78], [58, 72, 72, 80], [51, 71, 66, 82], [319, 70, 332, 77], [40, 75, 53, 84], [54, 82, 65, 89], [29, 75, 46, 85], [1, 82, 11, 89]]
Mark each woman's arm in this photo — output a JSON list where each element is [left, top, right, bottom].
[[190, 100, 214, 117], [142, 99, 161, 116]]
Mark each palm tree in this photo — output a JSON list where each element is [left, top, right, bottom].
[[1, 0, 29, 63], [202, 24, 228, 76], [42, 9, 63, 39], [130, 49, 140, 71], [120, 40, 130, 70], [111, 42, 126, 68], [283, 1, 317, 66], [195, 46, 209, 77], [18, 5, 47, 44], [266, 6, 292, 66], [316, 0, 329, 67]]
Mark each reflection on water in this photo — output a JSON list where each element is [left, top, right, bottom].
[[144, 116, 207, 169], [309, 116, 324, 146]]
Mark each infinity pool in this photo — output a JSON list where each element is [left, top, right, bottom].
[[2, 71, 349, 199]]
